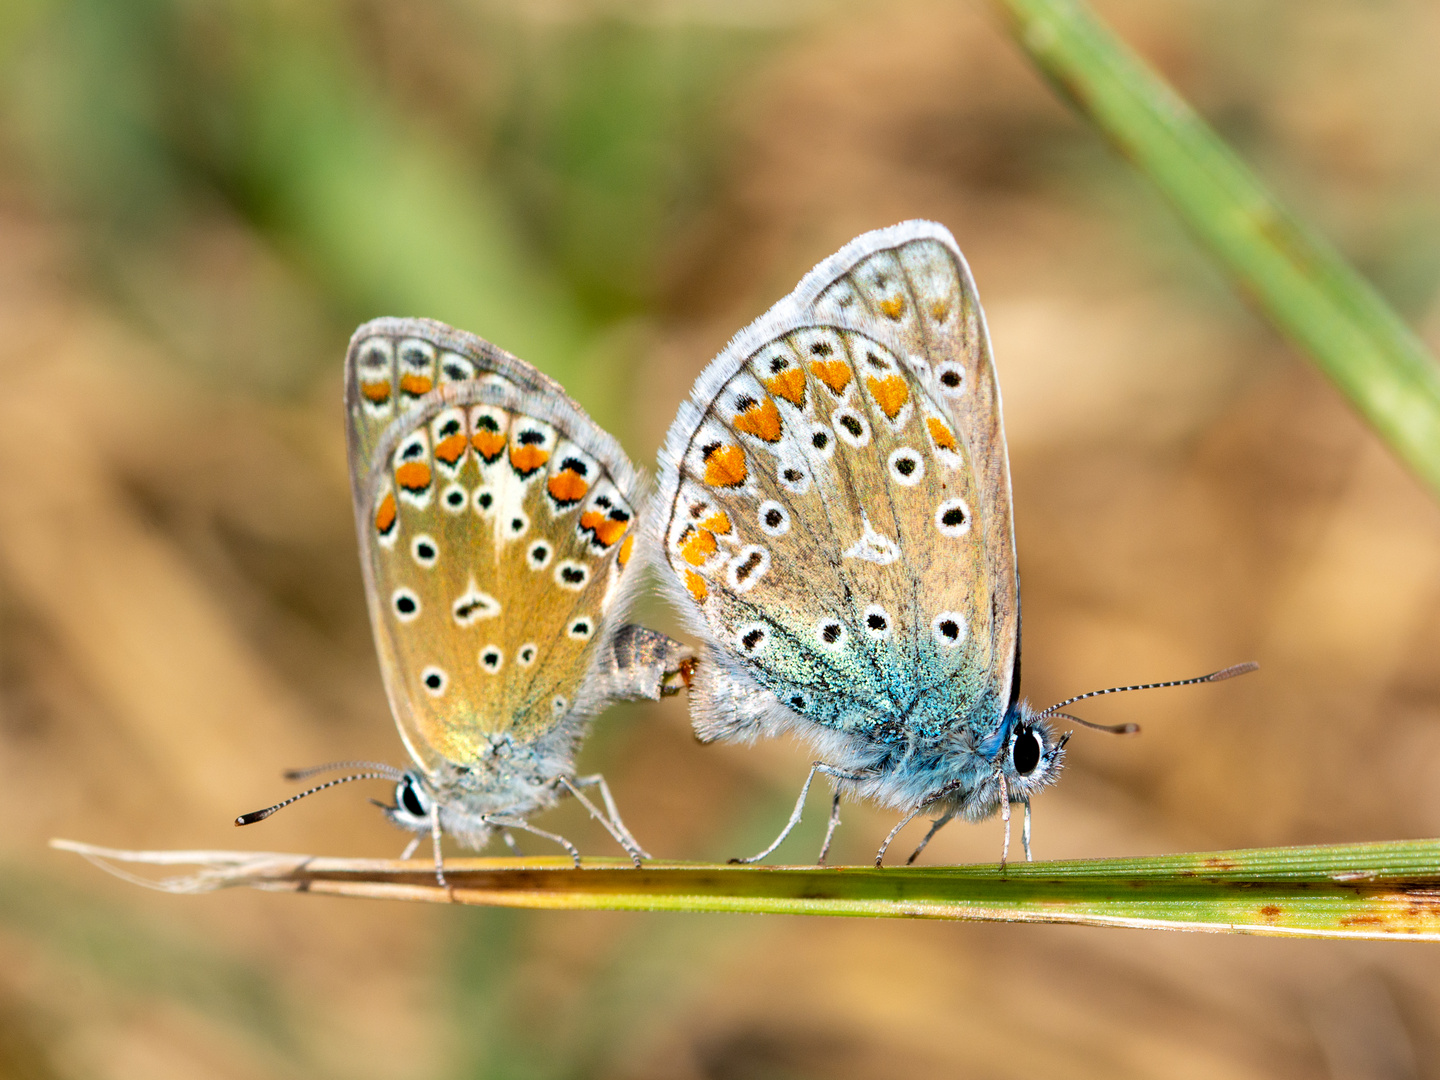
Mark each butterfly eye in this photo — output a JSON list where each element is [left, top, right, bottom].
[[397, 776, 427, 819], [1012, 729, 1042, 776]]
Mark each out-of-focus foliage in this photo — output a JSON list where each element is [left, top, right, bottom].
[[2, 1, 1440, 1078]]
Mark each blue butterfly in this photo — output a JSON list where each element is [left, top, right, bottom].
[[651, 221, 1253, 865]]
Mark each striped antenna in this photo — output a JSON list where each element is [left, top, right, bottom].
[[236, 771, 398, 826], [1033, 662, 1258, 725]]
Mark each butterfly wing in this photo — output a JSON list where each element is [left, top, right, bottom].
[[346, 318, 647, 775], [654, 222, 1017, 749]]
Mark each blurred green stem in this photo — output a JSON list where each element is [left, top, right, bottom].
[[990, 0, 1440, 497]]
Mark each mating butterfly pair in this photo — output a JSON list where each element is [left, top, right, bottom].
[[239, 221, 1252, 876]]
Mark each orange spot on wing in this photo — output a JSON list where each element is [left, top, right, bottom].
[[700, 511, 731, 536], [926, 417, 956, 450], [399, 374, 434, 396], [878, 296, 905, 320], [809, 359, 852, 394], [374, 492, 397, 534], [361, 380, 391, 403], [395, 461, 432, 492], [866, 375, 909, 420], [547, 470, 589, 504], [617, 534, 634, 567], [581, 511, 628, 548], [679, 527, 717, 566], [763, 368, 806, 406], [703, 445, 748, 488], [594, 518, 628, 547], [472, 430, 506, 462], [930, 300, 951, 322], [434, 433, 468, 465], [733, 397, 782, 442], [509, 444, 550, 476], [685, 570, 708, 602]]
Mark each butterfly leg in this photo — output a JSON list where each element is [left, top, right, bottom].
[[733, 762, 863, 864], [1022, 799, 1033, 862], [816, 792, 842, 866], [875, 806, 924, 867], [905, 809, 958, 866], [561, 774, 647, 867], [430, 805, 450, 892], [482, 815, 582, 868], [996, 772, 1012, 870], [399, 835, 421, 861]]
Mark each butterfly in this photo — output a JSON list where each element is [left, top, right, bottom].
[[651, 221, 1254, 866], [238, 317, 692, 882]]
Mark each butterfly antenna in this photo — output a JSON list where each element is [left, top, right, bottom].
[[281, 760, 404, 782], [1050, 711, 1138, 735], [1033, 662, 1259, 725], [235, 772, 396, 826]]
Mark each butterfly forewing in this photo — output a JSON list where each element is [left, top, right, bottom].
[[346, 319, 641, 774], [658, 223, 1016, 740]]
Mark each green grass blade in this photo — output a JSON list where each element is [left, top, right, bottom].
[[53, 839, 1440, 941], [989, 0, 1440, 496]]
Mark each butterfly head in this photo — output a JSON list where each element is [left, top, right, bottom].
[[380, 769, 435, 832], [993, 705, 1068, 805]]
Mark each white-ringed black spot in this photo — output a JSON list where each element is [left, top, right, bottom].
[[473, 486, 496, 516], [932, 611, 967, 648], [863, 604, 892, 641], [768, 356, 788, 374], [527, 541, 552, 569], [507, 512, 529, 538], [758, 500, 790, 537], [815, 619, 848, 652], [479, 646, 503, 673], [568, 617, 593, 640], [936, 362, 966, 396], [887, 448, 924, 486], [810, 340, 833, 357], [399, 434, 427, 461], [517, 643, 537, 667], [727, 545, 770, 592], [452, 584, 500, 626], [865, 350, 888, 371], [778, 463, 811, 495], [811, 429, 829, 450], [421, 665, 447, 696], [439, 352, 474, 382], [411, 535, 438, 568], [555, 560, 590, 591], [733, 394, 757, 412], [552, 695, 568, 716], [736, 623, 769, 655], [442, 483, 467, 513], [392, 588, 421, 623], [833, 408, 870, 448], [936, 498, 971, 538]]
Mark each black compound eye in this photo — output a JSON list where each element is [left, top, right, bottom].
[[400, 778, 426, 818], [1012, 729, 1042, 776]]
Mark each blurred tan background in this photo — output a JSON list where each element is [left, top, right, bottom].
[[2, 0, 1440, 1077]]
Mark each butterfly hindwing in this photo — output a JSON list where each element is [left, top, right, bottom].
[[346, 319, 643, 775], [656, 222, 1016, 745]]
